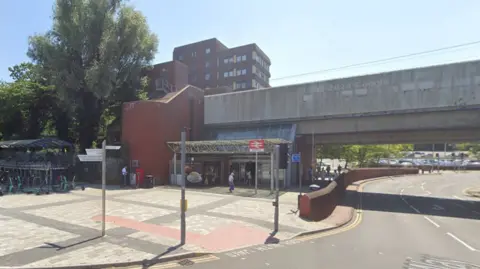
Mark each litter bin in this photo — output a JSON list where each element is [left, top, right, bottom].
[[144, 175, 154, 188]]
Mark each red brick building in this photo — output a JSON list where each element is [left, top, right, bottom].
[[121, 86, 204, 184], [145, 60, 189, 99]]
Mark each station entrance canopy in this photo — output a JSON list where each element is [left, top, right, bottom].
[[166, 138, 290, 154]]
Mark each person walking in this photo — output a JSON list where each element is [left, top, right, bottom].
[[122, 166, 128, 187], [246, 170, 252, 186], [228, 171, 235, 193]]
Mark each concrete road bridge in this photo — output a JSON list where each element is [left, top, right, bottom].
[[205, 60, 480, 144]]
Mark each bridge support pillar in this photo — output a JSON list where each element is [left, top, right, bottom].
[[295, 136, 314, 184]]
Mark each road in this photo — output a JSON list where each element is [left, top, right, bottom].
[[170, 172, 480, 269]]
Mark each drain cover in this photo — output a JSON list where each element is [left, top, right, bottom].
[[178, 259, 195, 266]]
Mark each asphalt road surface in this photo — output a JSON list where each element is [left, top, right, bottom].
[[180, 172, 480, 269]]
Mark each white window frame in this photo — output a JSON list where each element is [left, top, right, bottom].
[[241, 69, 247, 75], [224, 72, 228, 77], [205, 73, 210, 80], [241, 55, 246, 61], [206, 48, 211, 54]]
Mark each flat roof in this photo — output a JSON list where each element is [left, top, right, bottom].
[[166, 139, 290, 154], [0, 138, 73, 149]]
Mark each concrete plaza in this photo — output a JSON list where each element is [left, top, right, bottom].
[[0, 185, 351, 268]]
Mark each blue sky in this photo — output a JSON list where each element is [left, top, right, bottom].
[[1, 0, 480, 86]]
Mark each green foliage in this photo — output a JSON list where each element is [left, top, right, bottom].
[[0, 63, 58, 140], [25, 0, 158, 151], [317, 144, 413, 167], [457, 143, 480, 158]]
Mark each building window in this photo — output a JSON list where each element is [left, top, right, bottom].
[[241, 69, 247, 75], [252, 79, 258, 89], [192, 51, 196, 57], [178, 55, 183, 61], [229, 57, 234, 63], [206, 48, 211, 54], [155, 78, 162, 88], [234, 81, 246, 89], [205, 73, 210, 80], [236, 70, 241, 76], [236, 55, 242, 62], [242, 55, 246, 61], [205, 61, 210, 68], [229, 71, 234, 77], [224, 58, 228, 64], [224, 72, 228, 78]]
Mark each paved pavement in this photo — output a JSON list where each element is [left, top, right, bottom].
[[0, 184, 351, 268], [466, 187, 480, 198], [143, 171, 480, 269]]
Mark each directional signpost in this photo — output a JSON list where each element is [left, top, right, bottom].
[[77, 141, 121, 237], [291, 153, 302, 195], [249, 140, 265, 194]]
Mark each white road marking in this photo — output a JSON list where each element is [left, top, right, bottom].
[[423, 216, 440, 228], [432, 204, 444, 211], [400, 188, 421, 213], [447, 232, 476, 251], [400, 188, 405, 194], [241, 257, 246, 260], [265, 262, 270, 266], [410, 205, 421, 213]]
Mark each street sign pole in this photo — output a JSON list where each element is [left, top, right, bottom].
[[270, 152, 274, 194], [79, 142, 120, 238], [248, 140, 264, 195], [298, 153, 302, 195], [255, 152, 258, 194], [180, 130, 186, 245], [101, 140, 106, 237], [274, 145, 280, 232]]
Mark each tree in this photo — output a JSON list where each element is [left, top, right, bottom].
[[0, 63, 57, 140], [457, 143, 480, 158], [27, 0, 158, 151], [7, 63, 60, 139]]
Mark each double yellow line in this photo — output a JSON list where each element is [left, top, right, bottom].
[[116, 254, 220, 269]]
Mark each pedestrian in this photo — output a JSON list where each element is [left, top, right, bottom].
[[228, 171, 235, 193], [246, 170, 252, 186], [121, 166, 128, 187], [337, 165, 342, 174]]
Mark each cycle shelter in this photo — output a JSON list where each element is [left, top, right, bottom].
[[0, 138, 77, 195]]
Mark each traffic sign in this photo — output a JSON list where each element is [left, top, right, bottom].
[[249, 139, 265, 152], [78, 154, 102, 162], [291, 153, 301, 163], [86, 149, 103, 156]]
